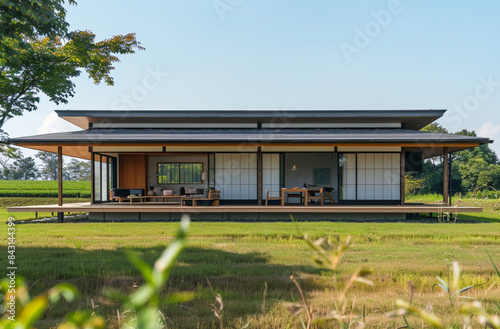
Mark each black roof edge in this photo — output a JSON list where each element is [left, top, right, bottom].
[[55, 109, 446, 118]]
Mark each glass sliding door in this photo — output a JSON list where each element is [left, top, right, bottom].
[[262, 153, 280, 199], [339, 153, 356, 201], [339, 152, 401, 204], [93, 155, 117, 203]]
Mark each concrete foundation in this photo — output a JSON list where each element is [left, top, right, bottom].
[[88, 212, 406, 222]]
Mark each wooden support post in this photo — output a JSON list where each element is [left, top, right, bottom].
[[257, 147, 262, 205], [90, 147, 95, 204], [400, 149, 405, 206], [448, 152, 453, 206], [57, 146, 64, 223], [443, 147, 449, 204]]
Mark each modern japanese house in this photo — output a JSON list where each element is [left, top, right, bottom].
[[8, 109, 493, 221]]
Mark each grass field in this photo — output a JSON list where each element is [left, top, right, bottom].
[[0, 197, 90, 221], [0, 180, 90, 197], [1, 221, 499, 328], [406, 193, 500, 222]]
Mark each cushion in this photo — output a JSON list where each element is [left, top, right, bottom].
[[163, 189, 174, 196], [185, 187, 197, 194], [153, 186, 163, 195], [129, 189, 143, 196], [111, 188, 130, 198]]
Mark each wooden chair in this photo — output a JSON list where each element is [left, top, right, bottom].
[[286, 192, 303, 204], [109, 190, 124, 202], [265, 188, 282, 206], [306, 188, 324, 206], [186, 190, 220, 206]]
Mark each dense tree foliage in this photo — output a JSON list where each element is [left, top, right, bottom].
[[63, 158, 90, 181], [410, 124, 500, 195], [0, 150, 90, 181], [35, 151, 58, 180], [0, 0, 143, 133]]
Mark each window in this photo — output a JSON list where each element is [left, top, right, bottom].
[[158, 162, 203, 184]]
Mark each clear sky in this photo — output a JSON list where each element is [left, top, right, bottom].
[[5, 0, 500, 156]]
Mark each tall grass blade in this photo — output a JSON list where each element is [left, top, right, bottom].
[[487, 252, 500, 278], [403, 316, 413, 329]]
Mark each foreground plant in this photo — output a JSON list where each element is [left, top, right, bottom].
[[389, 255, 499, 329], [106, 215, 193, 328], [1, 216, 191, 328], [288, 232, 373, 328], [432, 261, 481, 307], [0, 277, 103, 329]]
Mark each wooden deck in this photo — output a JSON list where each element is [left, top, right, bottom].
[[8, 202, 482, 214]]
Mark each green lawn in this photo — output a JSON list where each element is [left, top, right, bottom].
[[1, 221, 499, 328], [1, 197, 90, 221], [406, 193, 500, 222]]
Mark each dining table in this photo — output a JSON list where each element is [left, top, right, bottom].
[[280, 188, 324, 206]]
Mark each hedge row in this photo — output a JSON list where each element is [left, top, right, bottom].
[[0, 191, 91, 198], [0, 180, 90, 198], [0, 180, 90, 191]]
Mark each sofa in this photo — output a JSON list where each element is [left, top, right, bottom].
[[110, 188, 144, 202], [180, 187, 218, 206]]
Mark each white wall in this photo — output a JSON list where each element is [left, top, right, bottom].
[[284, 153, 339, 201]]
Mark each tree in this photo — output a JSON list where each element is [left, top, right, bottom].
[[421, 123, 449, 134], [11, 156, 38, 180], [404, 175, 425, 195], [0, 0, 143, 132], [64, 159, 90, 181], [36, 151, 59, 180]]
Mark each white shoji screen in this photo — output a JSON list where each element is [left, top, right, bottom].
[[341, 153, 357, 200], [262, 153, 280, 199], [357, 153, 400, 200], [215, 153, 257, 200]]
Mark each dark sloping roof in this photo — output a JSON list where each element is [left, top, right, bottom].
[[11, 128, 492, 144], [56, 109, 446, 130]]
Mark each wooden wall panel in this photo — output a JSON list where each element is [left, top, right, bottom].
[[119, 155, 147, 190]]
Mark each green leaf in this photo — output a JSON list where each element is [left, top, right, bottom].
[[136, 307, 162, 329], [129, 285, 156, 309], [126, 250, 154, 285], [18, 295, 48, 329], [433, 276, 449, 293], [403, 316, 413, 329], [487, 252, 500, 278], [163, 292, 195, 305], [48, 283, 79, 303], [103, 287, 129, 303]]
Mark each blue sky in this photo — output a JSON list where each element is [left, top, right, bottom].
[[5, 0, 500, 156]]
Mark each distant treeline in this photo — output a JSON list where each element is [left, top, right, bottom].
[[406, 123, 500, 196]]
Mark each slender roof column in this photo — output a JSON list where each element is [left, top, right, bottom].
[[57, 146, 64, 223], [257, 147, 262, 205], [443, 147, 449, 204], [400, 149, 405, 206]]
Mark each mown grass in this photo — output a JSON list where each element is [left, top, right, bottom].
[[406, 193, 500, 222], [1, 222, 499, 328], [0, 197, 90, 221]]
